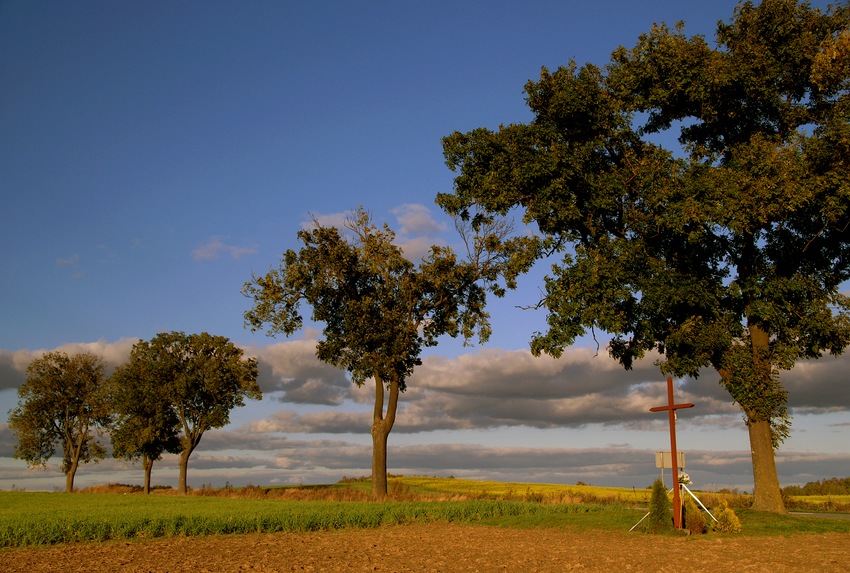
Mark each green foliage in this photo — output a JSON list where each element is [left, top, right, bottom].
[[117, 332, 261, 494], [124, 332, 260, 436], [437, 0, 850, 513], [0, 492, 617, 548], [782, 476, 850, 496], [683, 497, 708, 534], [712, 500, 743, 533], [7, 352, 111, 492], [243, 208, 500, 390], [642, 479, 673, 533], [242, 208, 510, 497], [109, 344, 183, 491]]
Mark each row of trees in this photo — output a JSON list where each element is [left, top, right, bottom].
[[7, 1, 848, 512], [7, 332, 260, 494], [9, 207, 514, 500], [782, 476, 850, 496], [245, 1, 850, 510]]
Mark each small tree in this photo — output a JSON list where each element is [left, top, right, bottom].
[[643, 479, 673, 533], [7, 351, 112, 492], [134, 332, 261, 495], [243, 208, 509, 498], [109, 343, 182, 494]]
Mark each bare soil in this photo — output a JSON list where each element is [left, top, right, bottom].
[[2, 523, 848, 572]]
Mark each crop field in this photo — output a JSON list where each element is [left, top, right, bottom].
[[785, 494, 850, 511], [2, 476, 849, 550], [0, 490, 626, 548], [384, 475, 653, 502]]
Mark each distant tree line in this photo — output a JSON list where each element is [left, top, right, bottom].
[[782, 477, 850, 496], [7, 332, 260, 494]]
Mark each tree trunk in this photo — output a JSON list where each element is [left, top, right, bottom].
[[748, 418, 786, 512], [65, 458, 78, 493], [178, 449, 191, 495], [370, 375, 400, 499], [371, 421, 390, 499], [64, 429, 86, 493], [747, 323, 786, 513], [143, 454, 153, 495]]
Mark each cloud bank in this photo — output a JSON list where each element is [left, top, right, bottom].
[[3, 337, 849, 491], [3, 338, 849, 426]]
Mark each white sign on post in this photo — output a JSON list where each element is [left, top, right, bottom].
[[655, 451, 686, 469]]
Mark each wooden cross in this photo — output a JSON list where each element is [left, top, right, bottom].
[[650, 376, 694, 529]]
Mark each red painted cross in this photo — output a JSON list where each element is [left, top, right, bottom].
[[649, 376, 694, 529]]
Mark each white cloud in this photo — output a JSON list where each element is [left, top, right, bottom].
[[248, 341, 353, 405], [391, 204, 447, 237], [242, 410, 369, 434], [393, 235, 444, 262], [0, 339, 137, 390], [240, 343, 850, 437], [5, 417, 850, 491], [53, 339, 138, 371], [392, 348, 736, 431], [300, 211, 350, 231], [4, 338, 849, 420], [0, 424, 16, 457], [55, 254, 79, 267], [4, 338, 850, 491], [782, 353, 850, 410], [192, 237, 257, 261], [296, 204, 451, 262], [391, 203, 449, 261]]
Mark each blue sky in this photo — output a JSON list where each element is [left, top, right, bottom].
[[2, 0, 848, 492]]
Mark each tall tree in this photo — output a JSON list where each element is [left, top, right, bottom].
[[7, 351, 112, 492], [136, 332, 261, 495], [109, 342, 182, 494], [243, 208, 510, 497], [437, 0, 850, 512]]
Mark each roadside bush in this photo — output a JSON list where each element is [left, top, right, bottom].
[[683, 498, 707, 534], [712, 500, 742, 533]]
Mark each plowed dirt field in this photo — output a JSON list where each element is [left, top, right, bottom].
[[3, 523, 848, 572]]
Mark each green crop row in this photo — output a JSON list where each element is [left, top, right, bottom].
[[0, 492, 617, 548]]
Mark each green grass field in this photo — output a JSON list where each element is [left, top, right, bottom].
[[2, 477, 849, 549], [0, 492, 620, 548]]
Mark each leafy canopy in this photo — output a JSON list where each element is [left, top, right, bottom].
[[142, 331, 261, 442], [243, 208, 502, 391], [8, 351, 111, 474], [109, 342, 182, 465], [437, 0, 850, 446]]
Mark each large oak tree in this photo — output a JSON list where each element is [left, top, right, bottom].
[[437, 0, 850, 512], [8, 351, 112, 492], [243, 209, 513, 497]]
